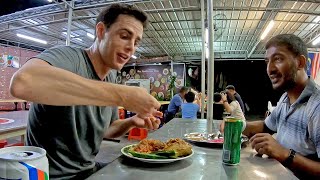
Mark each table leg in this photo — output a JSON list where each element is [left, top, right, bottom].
[[24, 102, 28, 110], [14, 102, 18, 111], [21, 134, 25, 143]]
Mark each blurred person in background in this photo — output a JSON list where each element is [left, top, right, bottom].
[[221, 91, 246, 121], [166, 86, 189, 122], [225, 85, 245, 114], [181, 91, 200, 119], [212, 92, 225, 120]]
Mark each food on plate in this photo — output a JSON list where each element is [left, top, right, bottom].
[[165, 138, 192, 157], [128, 138, 192, 159], [132, 139, 166, 153]]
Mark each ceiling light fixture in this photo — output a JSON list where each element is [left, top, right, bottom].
[[62, 32, 75, 38], [87, 33, 95, 39], [131, 55, 137, 59], [260, 20, 275, 40], [313, 16, 320, 23], [312, 36, 320, 45], [16, 33, 47, 44]]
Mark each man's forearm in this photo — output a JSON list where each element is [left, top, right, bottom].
[[287, 153, 320, 178], [243, 121, 265, 137], [104, 119, 134, 138], [10, 59, 125, 107]]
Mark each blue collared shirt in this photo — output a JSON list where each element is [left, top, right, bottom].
[[265, 78, 320, 157]]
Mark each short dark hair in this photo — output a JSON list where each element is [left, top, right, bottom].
[[265, 34, 308, 70], [185, 92, 195, 103], [226, 91, 235, 103], [214, 93, 222, 102], [96, 3, 148, 30], [226, 85, 235, 91], [179, 86, 189, 93]]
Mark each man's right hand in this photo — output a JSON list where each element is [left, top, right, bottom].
[[120, 86, 161, 118]]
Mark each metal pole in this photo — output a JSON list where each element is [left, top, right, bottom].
[[170, 60, 174, 99], [207, 0, 214, 133], [200, 0, 206, 119], [66, 0, 74, 46]]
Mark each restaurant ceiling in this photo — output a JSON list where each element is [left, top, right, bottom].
[[0, 0, 319, 63]]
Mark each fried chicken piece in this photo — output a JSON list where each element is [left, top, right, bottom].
[[132, 139, 166, 153], [164, 138, 192, 157]]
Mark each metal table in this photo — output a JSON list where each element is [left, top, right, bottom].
[[0, 111, 29, 141], [89, 118, 298, 180], [0, 99, 28, 111]]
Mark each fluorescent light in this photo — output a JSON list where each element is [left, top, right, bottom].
[[87, 33, 95, 39], [62, 32, 75, 38], [312, 36, 320, 45], [314, 16, 320, 23], [260, 20, 275, 40], [17, 33, 47, 44], [131, 55, 137, 59], [74, 38, 82, 42], [48, 0, 53, 2]]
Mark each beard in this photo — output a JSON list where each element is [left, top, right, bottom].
[[272, 65, 297, 92]]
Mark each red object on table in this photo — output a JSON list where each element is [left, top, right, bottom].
[[0, 119, 9, 124], [128, 128, 148, 141], [0, 140, 8, 148], [118, 109, 125, 119]]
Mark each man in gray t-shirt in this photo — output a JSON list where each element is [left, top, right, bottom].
[[10, 4, 162, 180]]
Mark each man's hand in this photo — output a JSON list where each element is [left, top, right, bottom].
[[120, 86, 161, 118], [129, 113, 162, 130], [250, 133, 289, 162]]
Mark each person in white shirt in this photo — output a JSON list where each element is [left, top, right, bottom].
[[221, 91, 246, 121]]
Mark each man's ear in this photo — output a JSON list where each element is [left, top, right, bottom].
[[95, 22, 106, 41], [296, 55, 307, 70]]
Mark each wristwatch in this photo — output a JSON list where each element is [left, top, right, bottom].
[[283, 149, 296, 166]]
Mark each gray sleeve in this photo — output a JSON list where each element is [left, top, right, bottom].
[[264, 110, 277, 132], [308, 103, 320, 157], [34, 46, 80, 73], [111, 106, 119, 123]]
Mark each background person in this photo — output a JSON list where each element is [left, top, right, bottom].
[[181, 91, 200, 119], [166, 86, 189, 122], [225, 85, 245, 114]]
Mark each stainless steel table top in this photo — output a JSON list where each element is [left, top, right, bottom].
[[89, 118, 298, 180], [0, 111, 29, 133]]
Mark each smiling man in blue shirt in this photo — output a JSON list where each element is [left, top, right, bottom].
[[229, 34, 320, 179]]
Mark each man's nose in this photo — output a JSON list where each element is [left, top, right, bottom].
[[125, 40, 135, 52], [267, 61, 276, 74]]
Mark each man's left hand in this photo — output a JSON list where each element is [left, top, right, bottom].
[[250, 133, 289, 162], [130, 113, 162, 130]]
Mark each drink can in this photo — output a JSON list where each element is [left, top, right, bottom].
[[0, 146, 49, 180], [222, 117, 243, 165]]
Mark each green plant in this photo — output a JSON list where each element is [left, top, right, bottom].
[[167, 75, 176, 100]]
